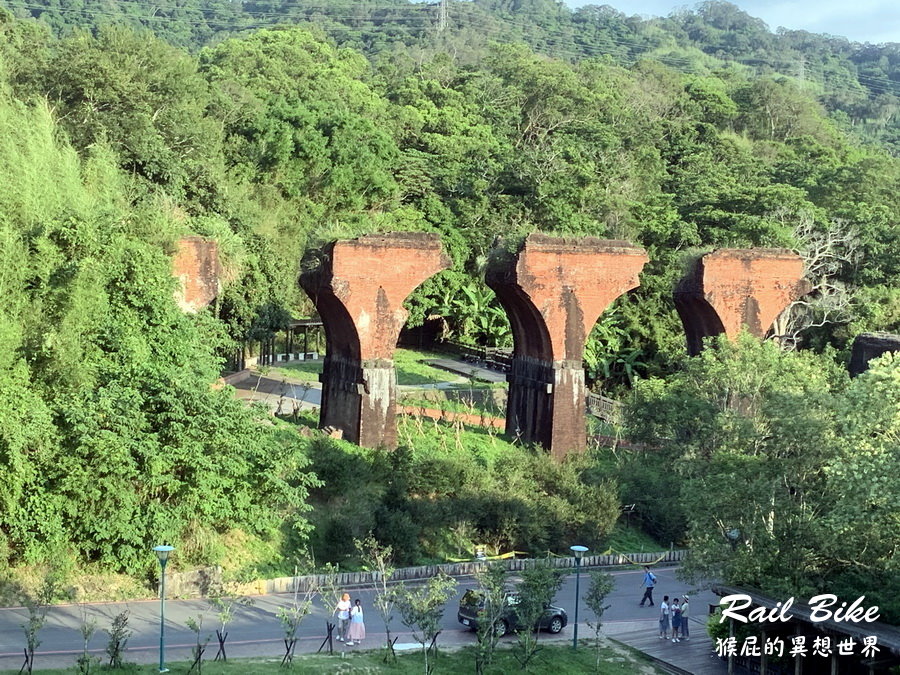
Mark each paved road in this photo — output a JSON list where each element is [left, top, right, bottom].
[[0, 566, 718, 670]]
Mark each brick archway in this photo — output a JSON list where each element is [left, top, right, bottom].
[[300, 233, 450, 448], [487, 234, 648, 459], [674, 249, 811, 355]]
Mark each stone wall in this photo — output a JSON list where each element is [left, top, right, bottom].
[[167, 549, 686, 598]]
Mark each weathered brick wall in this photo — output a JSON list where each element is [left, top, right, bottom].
[[172, 236, 220, 313], [488, 235, 648, 459], [301, 233, 449, 448], [675, 249, 810, 355]]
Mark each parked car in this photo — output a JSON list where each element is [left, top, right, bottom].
[[457, 589, 568, 637]]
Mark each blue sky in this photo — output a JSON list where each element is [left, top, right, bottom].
[[564, 1, 900, 44]]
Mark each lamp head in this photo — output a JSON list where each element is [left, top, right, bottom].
[[153, 544, 175, 564], [570, 545, 589, 560]]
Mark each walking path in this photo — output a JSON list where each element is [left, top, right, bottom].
[[606, 618, 726, 674], [424, 358, 508, 383], [228, 370, 321, 413]]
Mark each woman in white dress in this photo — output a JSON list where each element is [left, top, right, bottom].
[[348, 599, 366, 645]]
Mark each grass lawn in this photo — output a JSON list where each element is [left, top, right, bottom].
[[394, 349, 468, 385], [399, 388, 505, 417], [269, 359, 322, 383], [5, 642, 663, 674], [603, 523, 666, 554], [269, 349, 465, 386]]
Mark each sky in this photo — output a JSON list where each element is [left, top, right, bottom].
[[564, 1, 900, 44]]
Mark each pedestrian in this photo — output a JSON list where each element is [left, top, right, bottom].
[[658, 595, 670, 639], [335, 592, 351, 643], [348, 598, 366, 646], [680, 595, 690, 640], [639, 565, 657, 607], [670, 597, 682, 642]]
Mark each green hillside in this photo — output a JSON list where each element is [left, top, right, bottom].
[[0, 0, 897, 624]]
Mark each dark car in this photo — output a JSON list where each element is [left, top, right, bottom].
[[457, 589, 568, 637]]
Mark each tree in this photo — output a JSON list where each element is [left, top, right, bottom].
[[585, 571, 614, 671], [75, 606, 99, 675], [471, 563, 508, 674], [208, 589, 254, 662], [819, 353, 900, 611], [277, 582, 317, 666], [626, 334, 896, 600], [395, 573, 458, 675], [40, 25, 223, 203], [0, 92, 318, 577], [185, 615, 211, 675], [105, 611, 132, 669], [512, 561, 564, 669], [19, 567, 65, 675], [770, 211, 861, 349], [355, 536, 398, 662]]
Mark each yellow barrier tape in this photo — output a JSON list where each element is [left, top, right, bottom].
[[448, 549, 669, 564], [446, 551, 530, 563], [609, 549, 668, 566]]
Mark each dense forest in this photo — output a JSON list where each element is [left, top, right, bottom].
[[3, 0, 900, 152], [0, 0, 898, 620]]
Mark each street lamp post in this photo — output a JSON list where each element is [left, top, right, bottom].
[[570, 545, 589, 649], [153, 545, 175, 673]]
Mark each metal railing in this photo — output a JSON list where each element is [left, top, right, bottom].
[[587, 391, 622, 423]]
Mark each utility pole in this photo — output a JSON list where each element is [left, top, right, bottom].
[[437, 0, 448, 32]]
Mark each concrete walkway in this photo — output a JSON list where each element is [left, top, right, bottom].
[[425, 358, 508, 383], [229, 370, 322, 414], [227, 354, 509, 415]]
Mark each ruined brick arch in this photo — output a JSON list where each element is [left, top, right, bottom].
[[300, 233, 450, 448], [489, 280, 554, 363], [297, 234, 813, 457], [673, 294, 727, 357], [310, 286, 361, 363], [674, 249, 811, 355], [486, 234, 649, 459], [172, 236, 220, 313]]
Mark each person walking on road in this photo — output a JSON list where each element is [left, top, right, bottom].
[[658, 595, 670, 639], [335, 592, 352, 643], [680, 595, 690, 639], [639, 565, 657, 606], [348, 598, 365, 646]]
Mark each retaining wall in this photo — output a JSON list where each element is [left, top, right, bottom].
[[168, 549, 686, 598]]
